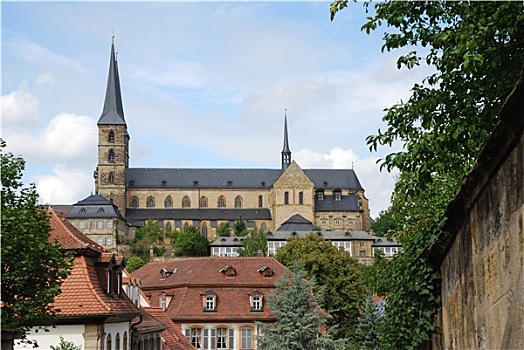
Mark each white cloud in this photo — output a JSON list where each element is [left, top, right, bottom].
[[1, 83, 40, 130], [35, 164, 93, 204]]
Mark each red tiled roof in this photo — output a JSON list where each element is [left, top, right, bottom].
[[48, 209, 140, 319], [48, 210, 106, 253], [131, 257, 287, 322], [142, 308, 195, 350]]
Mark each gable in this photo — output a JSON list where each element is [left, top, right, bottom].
[[273, 161, 314, 189]]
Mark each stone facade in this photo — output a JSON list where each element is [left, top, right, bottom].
[[430, 74, 524, 349]]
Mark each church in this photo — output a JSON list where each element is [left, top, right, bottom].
[[93, 39, 371, 239]]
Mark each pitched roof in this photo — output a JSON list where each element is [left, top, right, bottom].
[[49, 210, 106, 253], [267, 230, 376, 241], [126, 168, 365, 191], [125, 208, 272, 222], [98, 40, 126, 125], [314, 193, 363, 211], [65, 194, 124, 219], [141, 308, 195, 350], [276, 214, 314, 231], [131, 257, 287, 322], [48, 210, 140, 319]]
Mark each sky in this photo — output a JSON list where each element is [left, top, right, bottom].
[[2, 1, 430, 218]]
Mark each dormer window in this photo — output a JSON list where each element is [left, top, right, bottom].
[[201, 290, 217, 312], [219, 265, 237, 277], [334, 189, 342, 201], [160, 291, 167, 311], [317, 190, 324, 201], [98, 207, 105, 213], [257, 265, 274, 277], [249, 290, 264, 312]]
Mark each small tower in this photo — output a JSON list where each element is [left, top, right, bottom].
[[281, 111, 292, 171], [94, 36, 129, 211]]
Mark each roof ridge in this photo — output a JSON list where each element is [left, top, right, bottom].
[[50, 210, 90, 248]]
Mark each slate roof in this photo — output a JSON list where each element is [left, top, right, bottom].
[[98, 40, 126, 125], [48, 210, 140, 319], [131, 257, 287, 322], [276, 214, 315, 231], [372, 237, 402, 247], [141, 308, 195, 350], [314, 193, 363, 212], [209, 236, 245, 247], [267, 230, 376, 242], [125, 208, 272, 222], [65, 194, 124, 219], [126, 168, 364, 191]]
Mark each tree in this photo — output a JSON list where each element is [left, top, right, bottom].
[[257, 264, 346, 350], [50, 336, 82, 350], [132, 220, 165, 261], [370, 207, 397, 237], [352, 296, 383, 350], [126, 255, 146, 273], [329, 2, 524, 347], [1, 139, 73, 344], [173, 225, 209, 257], [331, 1, 524, 193], [233, 216, 247, 236], [217, 222, 231, 237], [237, 229, 267, 257], [275, 234, 366, 339]]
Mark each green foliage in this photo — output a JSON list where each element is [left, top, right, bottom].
[[370, 208, 398, 237], [257, 264, 346, 350], [233, 216, 247, 236], [330, 2, 524, 347], [165, 224, 178, 241], [50, 336, 82, 350], [0, 139, 73, 338], [174, 226, 209, 257], [132, 220, 165, 261], [352, 296, 383, 350], [237, 229, 267, 257], [126, 255, 146, 273], [217, 222, 231, 237], [275, 234, 366, 340], [332, 0, 524, 194]]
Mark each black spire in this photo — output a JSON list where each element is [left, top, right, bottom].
[[281, 110, 291, 171], [98, 36, 126, 125]]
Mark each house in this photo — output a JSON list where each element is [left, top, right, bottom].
[[130, 257, 288, 350], [14, 210, 141, 350], [93, 38, 372, 238]]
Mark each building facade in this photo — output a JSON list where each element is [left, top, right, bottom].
[[94, 39, 371, 238]]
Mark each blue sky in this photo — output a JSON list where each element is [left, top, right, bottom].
[[2, 1, 429, 217]]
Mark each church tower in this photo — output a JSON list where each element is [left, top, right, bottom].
[[94, 36, 129, 211], [281, 111, 292, 171]]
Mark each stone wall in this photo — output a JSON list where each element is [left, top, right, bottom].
[[430, 73, 524, 349]]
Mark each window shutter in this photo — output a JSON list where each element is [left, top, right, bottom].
[[229, 328, 234, 349], [210, 329, 216, 349], [204, 329, 209, 349]]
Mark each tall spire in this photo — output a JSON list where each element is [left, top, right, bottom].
[[98, 35, 126, 125], [281, 109, 291, 171]]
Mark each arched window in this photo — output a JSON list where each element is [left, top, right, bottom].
[[106, 334, 112, 350], [258, 195, 263, 208], [299, 191, 304, 204], [183, 222, 190, 232], [166, 222, 172, 232], [201, 223, 208, 238], [115, 334, 120, 350], [234, 196, 243, 208], [284, 191, 289, 205], [108, 130, 115, 143], [108, 171, 115, 184], [199, 196, 208, 208], [108, 149, 115, 163], [146, 196, 155, 208], [182, 196, 191, 208], [217, 196, 226, 208], [164, 195, 173, 208], [130, 196, 139, 208], [123, 332, 128, 350]]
